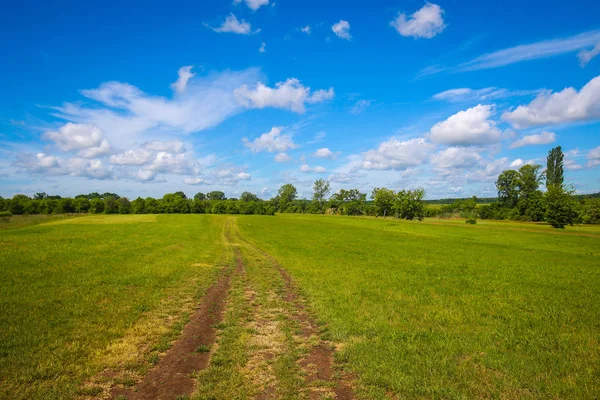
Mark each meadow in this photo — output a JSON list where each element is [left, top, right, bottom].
[[0, 213, 598, 399]]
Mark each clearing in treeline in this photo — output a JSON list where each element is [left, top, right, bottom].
[[0, 214, 599, 399]]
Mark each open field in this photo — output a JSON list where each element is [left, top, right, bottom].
[[1, 214, 599, 399]]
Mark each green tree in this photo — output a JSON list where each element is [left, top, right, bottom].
[[104, 197, 118, 214], [131, 197, 146, 214], [89, 198, 104, 214], [74, 197, 90, 213], [545, 185, 575, 228], [546, 146, 564, 189], [145, 197, 159, 213], [277, 184, 297, 212], [207, 191, 226, 201], [312, 179, 331, 213], [518, 164, 544, 198], [240, 192, 259, 202], [394, 188, 426, 220], [496, 170, 520, 208], [329, 189, 366, 215], [194, 192, 206, 201], [117, 197, 131, 214], [371, 188, 395, 217]]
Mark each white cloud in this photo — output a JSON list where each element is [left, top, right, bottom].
[[259, 42, 266, 53], [390, 2, 446, 39], [578, 42, 600, 67], [509, 132, 556, 148], [242, 126, 297, 153], [44, 123, 103, 151], [78, 139, 112, 159], [274, 152, 291, 162], [502, 75, 600, 129], [183, 177, 209, 185], [234, 78, 334, 113], [300, 25, 311, 34], [431, 147, 482, 169], [331, 20, 351, 40], [208, 13, 258, 35], [351, 99, 371, 114], [53, 69, 261, 147], [109, 148, 154, 165], [299, 164, 326, 173], [432, 87, 537, 102], [360, 138, 433, 170], [170, 66, 196, 94], [429, 104, 502, 146], [457, 30, 600, 72], [142, 140, 186, 153], [14, 153, 113, 180], [314, 147, 337, 159], [465, 157, 510, 182], [233, 0, 269, 11], [212, 167, 251, 185], [587, 146, 600, 168]]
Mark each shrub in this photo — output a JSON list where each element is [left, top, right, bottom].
[[0, 210, 12, 221], [466, 218, 477, 224]]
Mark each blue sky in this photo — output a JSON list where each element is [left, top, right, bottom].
[[1, 0, 599, 199]]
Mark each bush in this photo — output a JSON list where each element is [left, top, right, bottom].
[[0, 210, 12, 222], [466, 218, 477, 224]]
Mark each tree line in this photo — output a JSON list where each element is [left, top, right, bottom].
[[1, 146, 598, 228]]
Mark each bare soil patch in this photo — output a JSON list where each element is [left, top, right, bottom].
[[109, 265, 234, 400]]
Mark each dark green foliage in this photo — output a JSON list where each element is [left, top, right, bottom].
[[0, 210, 12, 222], [546, 146, 564, 189], [393, 188, 426, 220], [329, 189, 366, 215], [207, 191, 226, 201], [194, 192, 206, 201], [240, 191, 259, 202], [277, 184, 297, 212], [545, 185, 576, 228], [117, 198, 131, 214], [104, 197, 119, 214], [312, 179, 331, 213], [496, 170, 520, 208], [372, 187, 395, 217]]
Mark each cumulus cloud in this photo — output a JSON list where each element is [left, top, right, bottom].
[[359, 138, 433, 170], [233, 0, 269, 11], [429, 104, 501, 146], [578, 43, 600, 67], [170, 66, 196, 94], [587, 146, 600, 167], [509, 132, 556, 148], [274, 152, 291, 162], [431, 147, 482, 169], [234, 78, 334, 113], [212, 167, 251, 185], [390, 2, 446, 39], [331, 20, 351, 40], [44, 123, 112, 158], [502, 75, 600, 128], [208, 13, 258, 34], [299, 164, 326, 173], [14, 153, 113, 180], [313, 147, 337, 159], [242, 127, 297, 153]]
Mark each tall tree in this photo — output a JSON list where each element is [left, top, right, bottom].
[[546, 146, 564, 189], [240, 191, 259, 202], [371, 187, 395, 217], [518, 164, 544, 198], [277, 184, 297, 211], [312, 179, 331, 212], [496, 170, 520, 208], [207, 191, 226, 201]]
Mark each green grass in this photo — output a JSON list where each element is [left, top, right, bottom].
[[0, 214, 83, 231], [237, 214, 600, 399], [0, 214, 228, 399]]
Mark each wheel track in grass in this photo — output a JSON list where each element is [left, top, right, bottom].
[[98, 217, 353, 399], [231, 220, 355, 400]]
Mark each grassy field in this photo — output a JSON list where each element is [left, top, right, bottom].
[[1, 213, 599, 399], [238, 214, 600, 399], [0, 214, 229, 399]]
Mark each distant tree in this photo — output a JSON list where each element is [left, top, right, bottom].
[[9, 194, 30, 215], [371, 188, 395, 217], [545, 185, 575, 228], [174, 191, 187, 200], [496, 170, 520, 208], [394, 188, 426, 220], [89, 198, 104, 214], [546, 146, 564, 189], [55, 198, 75, 214], [104, 197, 119, 214], [277, 184, 297, 212], [330, 189, 366, 215], [101, 192, 120, 200], [34, 192, 47, 200], [145, 197, 159, 214], [117, 197, 131, 214], [312, 179, 331, 212], [240, 191, 260, 202], [131, 197, 146, 214], [162, 193, 189, 213], [194, 192, 206, 201], [207, 191, 226, 201], [74, 197, 90, 213], [518, 164, 544, 198]]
